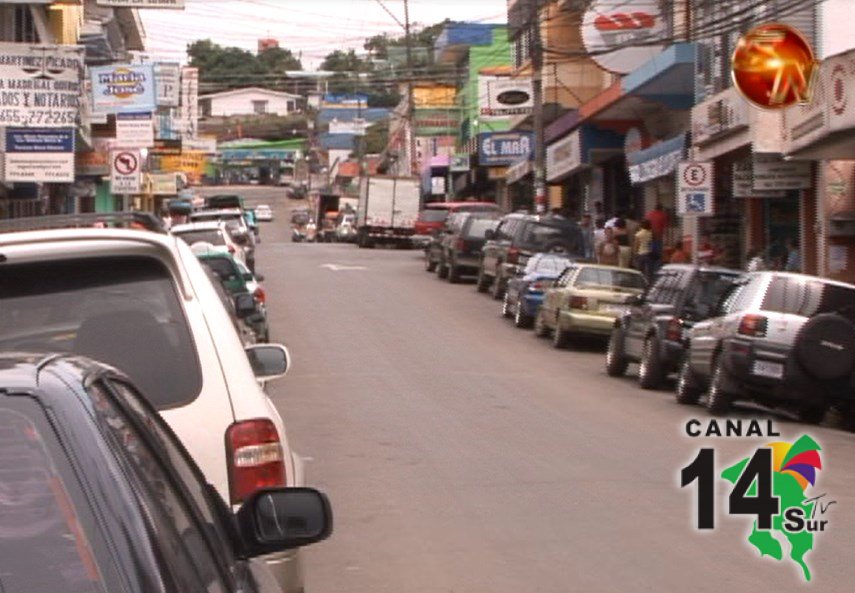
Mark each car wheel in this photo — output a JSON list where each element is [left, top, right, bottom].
[[502, 292, 512, 318], [476, 265, 490, 293], [675, 356, 702, 405], [795, 313, 855, 380], [552, 317, 570, 349], [436, 260, 449, 279], [605, 327, 629, 377], [447, 260, 461, 283], [425, 254, 436, 272], [514, 300, 533, 329], [796, 403, 827, 425], [534, 309, 549, 338], [490, 273, 504, 300], [706, 356, 733, 416], [638, 336, 665, 390]]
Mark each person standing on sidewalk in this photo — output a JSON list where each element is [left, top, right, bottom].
[[597, 227, 620, 266], [633, 220, 655, 281], [579, 212, 595, 260]]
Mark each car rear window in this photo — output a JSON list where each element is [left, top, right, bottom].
[[465, 219, 498, 238], [646, 271, 683, 305], [691, 272, 740, 307], [521, 222, 581, 252], [0, 399, 113, 593], [0, 257, 202, 410], [174, 230, 226, 246], [762, 277, 855, 317], [200, 258, 242, 284], [526, 255, 571, 275], [576, 268, 646, 290], [418, 209, 449, 223]]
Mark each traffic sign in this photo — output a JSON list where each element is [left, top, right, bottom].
[[111, 149, 141, 194], [677, 161, 714, 217]]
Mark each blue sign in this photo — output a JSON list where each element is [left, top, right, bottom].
[[5, 128, 74, 153], [479, 132, 533, 166], [323, 93, 369, 106], [90, 64, 157, 114]]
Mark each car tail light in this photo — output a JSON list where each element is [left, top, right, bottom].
[[530, 281, 544, 291], [225, 419, 286, 505], [253, 286, 266, 304], [455, 238, 466, 251], [665, 317, 683, 342], [507, 247, 520, 265], [569, 296, 588, 310], [738, 314, 768, 337]]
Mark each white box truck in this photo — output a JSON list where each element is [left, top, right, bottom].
[[357, 176, 421, 248]]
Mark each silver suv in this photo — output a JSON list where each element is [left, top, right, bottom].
[[676, 271, 855, 422]]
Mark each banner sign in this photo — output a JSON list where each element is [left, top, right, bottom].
[[111, 149, 142, 194], [116, 112, 154, 148], [479, 132, 533, 166], [154, 63, 180, 107], [179, 67, 199, 138], [626, 133, 686, 184], [479, 75, 533, 119], [91, 64, 156, 114], [3, 127, 75, 182], [96, 0, 185, 7], [0, 43, 83, 128]]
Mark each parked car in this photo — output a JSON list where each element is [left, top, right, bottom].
[[256, 204, 274, 222], [477, 213, 585, 300], [605, 264, 741, 389], [676, 271, 855, 422], [424, 211, 468, 272], [502, 253, 573, 328], [0, 353, 331, 593], [412, 201, 501, 247], [429, 212, 501, 281], [171, 220, 248, 265], [203, 265, 259, 346], [535, 263, 647, 349], [336, 213, 358, 243], [0, 213, 307, 592], [190, 208, 256, 272]]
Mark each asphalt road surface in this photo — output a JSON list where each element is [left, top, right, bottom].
[[206, 186, 855, 593]]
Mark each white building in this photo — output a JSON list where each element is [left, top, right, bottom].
[[199, 87, 301, 118]]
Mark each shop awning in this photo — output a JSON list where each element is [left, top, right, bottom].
[[218, 138, 306, 161], [547, 126, 624, 182], [627, 133, 687, 184]]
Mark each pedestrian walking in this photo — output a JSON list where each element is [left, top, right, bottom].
[[613, 217, 632, 268], [580, 212, 595, 260], [633, 220, 655, 281], [785, 239, 801, 272], [597, 227, 620, 266]]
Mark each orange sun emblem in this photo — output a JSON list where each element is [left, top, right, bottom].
[[731, 23, 818, 109]]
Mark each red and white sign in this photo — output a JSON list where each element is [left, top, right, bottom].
[[581, 0, 666, 74], [111, 150, 141, 194], [677, 161, 714, 216]]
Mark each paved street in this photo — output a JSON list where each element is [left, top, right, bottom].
[[212, 187, 855, 593]]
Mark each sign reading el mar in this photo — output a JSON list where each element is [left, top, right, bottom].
[[479, 132, 533, 166]]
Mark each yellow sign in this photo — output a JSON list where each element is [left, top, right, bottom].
[[159, 151, 207, 184], [413, 85, 456, 108]]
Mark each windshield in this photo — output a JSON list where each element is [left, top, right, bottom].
[[174, 230, 226, 246], [575, 268, 646, 290], [0, 258, 202, 410]]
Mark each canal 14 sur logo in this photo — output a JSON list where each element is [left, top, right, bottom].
[[680, 419, 836, 582]]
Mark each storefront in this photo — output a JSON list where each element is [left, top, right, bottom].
[[478, 131, 533, 210], [505, 158, 533, 212]]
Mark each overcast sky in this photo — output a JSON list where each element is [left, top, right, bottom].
[[140, 0, 508, 69]]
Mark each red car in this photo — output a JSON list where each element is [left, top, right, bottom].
[[413, 201, 501, 239]]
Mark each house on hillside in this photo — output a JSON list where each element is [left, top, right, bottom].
[[199, 87, 301, 118]]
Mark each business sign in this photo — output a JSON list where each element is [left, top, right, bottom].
[[691, 87, 750, 146], [506, 158, 533, 184], [752, 153, 812, 190], [182, 136, 217, 153], [546, 131, 583, 181], [414, 108, 457, 136], [626, 133, 685, 184], [76, 137, 116, 176], [179, 67, 199, 138], [413, 85, 456, 108], [479, 132, 533, 166], [3, 128, 74, 182], [450, 154, 470, 172], [580, 0, 666, 74], [478, 76, 533, 118], [677, 161, 714, 216], [732, 161, 786, 197], [116, 112, 154, 148], [151, 138, 182, 155], [96, 0, 185, 7], [158, 151, 207, 185], [91, 64, 156, 114], [155, 113, 180, 141], [111, 149, 141, 194], [154, 62, 180, 107], [430, 176, 446, 196], [0, 43, 83, 128], [147, 173, 178, 195]]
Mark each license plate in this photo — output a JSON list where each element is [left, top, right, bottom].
[[752, 360, 784, 379], [600, 304, 628, 315]]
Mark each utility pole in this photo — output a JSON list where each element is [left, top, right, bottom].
[[404, 0, 418, 177], [530, 0, 546, 214]]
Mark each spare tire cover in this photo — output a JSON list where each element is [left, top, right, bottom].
[[795, 313, 855, 380]]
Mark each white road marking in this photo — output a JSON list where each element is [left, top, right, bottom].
[[321, 263, 368, 271]]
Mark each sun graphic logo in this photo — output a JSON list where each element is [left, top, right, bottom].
[[98, 67, 146, 100]]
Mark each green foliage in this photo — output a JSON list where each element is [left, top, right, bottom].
[[188, 39, 302, 91], [362, 120, 390, 154]]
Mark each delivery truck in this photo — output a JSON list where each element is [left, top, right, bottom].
[[357, 176, 420, 248]]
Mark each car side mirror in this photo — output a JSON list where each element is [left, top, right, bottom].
[[484, 229, 495, 240], [245, 343, 291, 381], [236, 487, 333, 556], [234, 293, 258, 318]]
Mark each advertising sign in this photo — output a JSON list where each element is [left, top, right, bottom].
[[581, 0, 666, 74], [0, 43, 83, 128], [148, 172, 178, 195], [732, 161, 786, 197], [158, 151, 206, 184], [450, 154, 470, 172], [479, 76, 533, 118], [626, 134, 685, 184], [180, 67, 199, 138], [546, 131, 582, 181], [151, 138, 182, 155], [752, 153, 812, 190], [96, 0, 185, 7], [116, 112, 154, 148], [182, 136, 217, 153], [479, 132, 533, 166], [91, 64, 156, 114], [3, 128, 74, 182], [677, 161, 714, 216], [76, 137, 116, 176], [111, 149, 142, 194], [155, 113, 180, 140], [154, 62, 180, 107]]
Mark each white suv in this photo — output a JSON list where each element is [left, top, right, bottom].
[[171, 220, 248, 265], [0, 216, 305, 592]]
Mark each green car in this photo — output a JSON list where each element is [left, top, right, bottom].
[[196, 250, 270, 342], [535, 263, 647, 349]]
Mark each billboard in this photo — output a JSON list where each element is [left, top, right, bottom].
[[478, 76, 533, 119], [479, 132, 533, 166], [3, 128, 75, 182], [91, 64, 156, 114], [580, 0, 666, 74]]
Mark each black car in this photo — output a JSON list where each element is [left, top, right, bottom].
[[435, 213, 501, 282], [0, 353, 332, 593], [477, 213, 584, 300], [605, 264, 740, 389], [424, 211, 469, 273]]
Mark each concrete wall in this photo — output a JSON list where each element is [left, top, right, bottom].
[[207, 91, 297, 117]]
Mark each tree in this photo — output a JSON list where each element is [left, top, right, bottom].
[[257, 46, 302, 72], [187, 39, 303, 91]]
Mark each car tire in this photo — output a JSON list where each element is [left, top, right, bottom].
[[795, 313, 855, 380], [706, 356, 733, 416], [447, 260, 461, 283], [502, 292, 512, 318], [638, 336, 665, 390], [605, 327, 629, 377], [436, 260, 449, 279], [425, 255, 437, 272], [514, 300, 533, 329], [476, 265, 490, 293], [796, 403, 827, 425], [490, 273, 504, 300], [675, 356, 703, 405], [552, 318, 570, 349], [534, 309, 549, 338]]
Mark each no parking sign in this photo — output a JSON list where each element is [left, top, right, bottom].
[[677, 162, 713, 216]]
